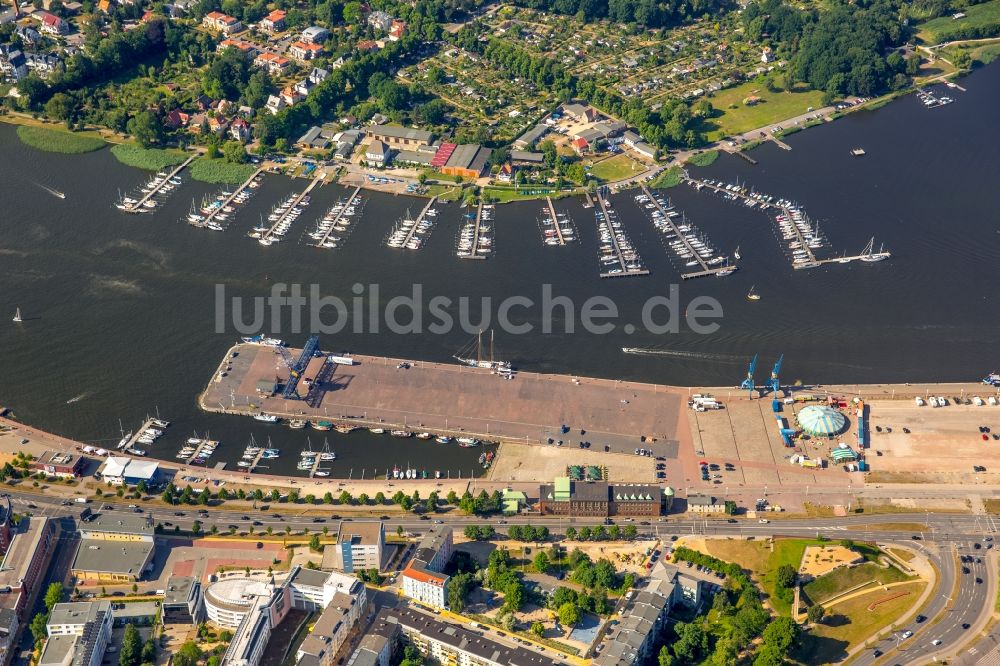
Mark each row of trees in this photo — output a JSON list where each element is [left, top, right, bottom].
[[509, 0, 733, 29], [564, 524, 638, 541]]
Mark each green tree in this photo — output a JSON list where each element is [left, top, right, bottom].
[[30, 612, 48, 644], [44, 582, 63, 612], [119, 624, 141, 666], [775, 564, 797, 589], [533, 550, 550, 573], [807, 603, 825, 624], [531, 621, 545, 637], [339, 490, 353, 505], [565, 526, 577, 540], [223, 140, 247, 164], [309, 534, 322, 552], [672, 622, 709, 663], [558, 602, 580, 626], [173, 642, 202, 666], [128, 110, 163, 148]]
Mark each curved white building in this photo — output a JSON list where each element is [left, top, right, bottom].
[[204, 577, 274, 628]]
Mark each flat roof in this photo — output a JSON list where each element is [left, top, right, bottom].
[[49, 601, 111, 627], [164, 576, 198, 605], [337, 521, 383, 546], [36, 450, 84, 469], [0, 516, 50, 590], [288, 566, 329, 588], [80, 513, 153, 536], [72, 540, 153, 577], [38, 634, 77, 666]]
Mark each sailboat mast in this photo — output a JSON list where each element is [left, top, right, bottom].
[[490, 330, 495, 366], [476, 330, 482, 366]]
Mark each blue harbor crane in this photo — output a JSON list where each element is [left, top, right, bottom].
[[740, 354, 758, 398], [275, 336, 322, 399], [766, 354, 784, 395]]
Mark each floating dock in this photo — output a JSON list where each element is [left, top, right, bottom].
[[458, 201, 490, 260], [192, 167, 264, 229], [120, 156, 195, 214], [596, 189, 649, 278], [539, 197, 576, 246], [640, 185, 734, 280], [256, 172, 324, 245], [387, 196, 438, 250], [308, 186, 362, 249], [121, 418, 158, 454]]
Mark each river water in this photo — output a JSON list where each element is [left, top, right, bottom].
[[1, 63, 998, 473]]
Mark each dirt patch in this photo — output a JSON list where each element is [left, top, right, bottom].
[[799, 546, 864, 577], [489, 441, 655, 482]]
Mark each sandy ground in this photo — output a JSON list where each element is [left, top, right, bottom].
[[799, 545, 863, 577], [487, 441, 656, 483]]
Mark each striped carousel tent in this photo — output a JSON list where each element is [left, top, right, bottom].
[[796, 404, 847, 437]]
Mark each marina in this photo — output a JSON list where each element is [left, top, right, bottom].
[[538, 197, 576, 246], [119, 416, 170, 454], [638, 185, 735, 280], [249, 172, 324, 246], [917, 88, 955, 109], [188, 168, 265, 230], [386, 195, 439, 250], [307, 186, 364, 249], [177, 433, 219, 465], [457, 202, 492, 259], [115, 156, 195, 214], [595, 187, 649, 278]]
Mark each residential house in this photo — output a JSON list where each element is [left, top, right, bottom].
[[301, 26, 329, 44], [36, 11, 69, 35], [496, 163, 513, 183], [0, 48, 28, 82], [356, 40, 379, 52], [255, 52, 291, 75], [164, 109, 189, 129], [218, 38, 258, 55], [15, 26, 41, 46], [280, 84, 304, 106], [230, 118, 252, 142], [296, 126, 334, 151], [510, 150, 544, 166], [561, 102, 598, 123], [686, 494, 726, 513], [389, 20, 405, 41], [260, 9, 286, 33], [761, 46, 774, 63], [367, 11, 393, 32], [289, 41, 323, 62], [308, 67, 329, 85], [400, 526, 452, 610], [265, 94, 286, 114], [202, 11, 242, 35], [513, 124, 548, 150], [294, 78, 314, 97], [364, 140, 390, 167], [24, 52, 62, 78], [96, 0, 113, 13]]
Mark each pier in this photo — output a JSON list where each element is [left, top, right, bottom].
[[389, 196, 438, 250], [193, 166, 264, 229], [640, 185, 733, 280], [258, 171, 324, 244], [544, 197, 567, 245], [583, 191, 595, 208], [309, 186, 362, 248], [122, 156, 195, 214], [459, 201, 488, 260], [686, 177, 776, 210], [121, 418, 157, 454], [183, 437, 217, 465], [596, 189, 648, 278]]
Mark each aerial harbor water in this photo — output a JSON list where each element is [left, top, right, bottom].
[[1, 63, 999, 473]]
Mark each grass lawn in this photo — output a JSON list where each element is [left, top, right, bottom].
[[588, 153, 643, 182], [917, 0, 1000, 43], [190, 157, 258, 184], [803, 562, 911, 604], [110, 144, 188, 171], [701, 81, 825, 141], [649, 166, 684, 189], [885, 547, 916, 563], [699, 538, 818, 614], [16, 126, 107, 154], [482, 186, 560, 203], [794, 581, 927, 664], [686, 150, 719, 168]]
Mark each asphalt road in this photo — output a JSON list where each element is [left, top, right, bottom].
[[8, 490, 1000, 664]]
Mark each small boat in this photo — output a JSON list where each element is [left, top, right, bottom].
[[313, 471, 330, 477], [151, 419, 170, 428], [369, 428, 386, 434], [391, 430, 413, 438], [457, 437, 480, 447], [416, 432, 433, 440], [312, 421, 333, 431], [288, 420, 307, 429], [116, 432, 132, 449], [747, 285, 761, 301], [12, 307, 22, 323], [254, 413, 279, 423], [733, 246, 741, 260]]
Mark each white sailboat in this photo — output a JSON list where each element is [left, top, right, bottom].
[[860, 236, 890, 263], [12, 308, 22, 323]]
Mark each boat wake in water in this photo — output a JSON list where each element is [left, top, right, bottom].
[[34, 182, 66, 199], [621, 347, 744, 363], [65, 392, 89, 404]]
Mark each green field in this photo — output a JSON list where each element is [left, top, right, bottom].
[[588, 153, 644, 182], [16, 126, 107, 154], [803, 562, 911, 604], [189, 157, 257, 184], [918, 0, 1000, 43], [702, 81, 826, 141], [110, 144, 188, 171], [794, 582, 926, 664], [686, 150, 719, 168], [649, 166, 684, 188]]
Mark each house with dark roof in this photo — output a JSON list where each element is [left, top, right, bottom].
[[539, 477, 662, 517]]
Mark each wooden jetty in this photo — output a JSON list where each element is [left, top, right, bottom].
[[193, 166, 264, 228], [309, 186, 362, 248], [597, 189, 649, 279], [122, 156, 195, 213], [184, 437, 217, 465], [583, 191, 595, 208], [459, 201, 488, 260], [121, 418, 157, 454], [396, 195, 438, 250], [544, 197, 568, 246], [640, 185, 733, 280], [259, 171, 324, 243]]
